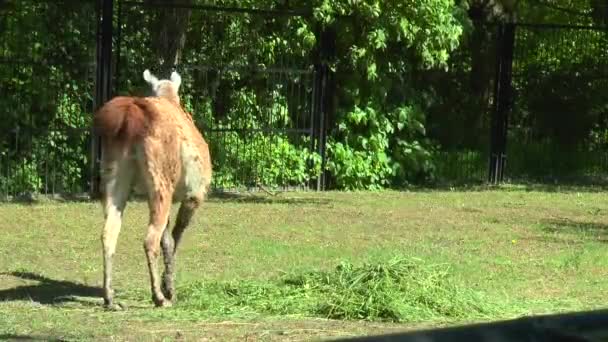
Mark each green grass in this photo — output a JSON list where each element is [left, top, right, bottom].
[[1, 186, 608, 341], [170, 255, 502, 322]]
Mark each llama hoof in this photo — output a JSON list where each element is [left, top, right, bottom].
[[103, 302, 126, 311], [162, 288, 176, 302], [155, 299, 173, 308], [153, 296, 173, 308], [161, 282, 176, 302]]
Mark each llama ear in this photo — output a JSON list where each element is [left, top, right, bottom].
[[170, 71, 182, 89], [143, 69, 159, 89]]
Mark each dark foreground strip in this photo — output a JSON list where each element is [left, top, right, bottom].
[[332, 309, 608, 342]]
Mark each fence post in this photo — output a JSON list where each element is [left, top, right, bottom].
[[488, 22, 515, 184], [311, 63, 325, 191], [91, 0, 114, 198]]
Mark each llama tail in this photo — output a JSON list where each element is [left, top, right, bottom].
[[93, 96, 159, 144]]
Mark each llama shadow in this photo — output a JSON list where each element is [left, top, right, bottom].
[[0, 271, 102, 306], [208, 191, 332, 205], [540, 218, 608, 243]]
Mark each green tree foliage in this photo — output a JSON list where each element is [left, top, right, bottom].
[[312, 0, 464, 189]]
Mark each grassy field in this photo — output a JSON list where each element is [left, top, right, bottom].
[[1, 185, 608, 341]]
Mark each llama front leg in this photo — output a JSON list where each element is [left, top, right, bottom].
[[144, 192, 172, 307], [102, 203, 123, 309], [161, 198, 199, 301]]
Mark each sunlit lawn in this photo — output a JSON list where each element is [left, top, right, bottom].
[[1, 185, 607, 341]]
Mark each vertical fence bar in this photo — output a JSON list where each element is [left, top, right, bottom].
[[488, 22, 515, 184], [309, 68, 319, 191], [91, 0, 114, 198], [310, 28, 323, 191], [315, 65, 327, 191], [114, 0, 123, 95]]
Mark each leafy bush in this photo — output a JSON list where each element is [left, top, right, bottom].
[[327, 102, 438, 190], [211, 133, 322, 189]]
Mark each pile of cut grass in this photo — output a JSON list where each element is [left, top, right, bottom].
[[172, 256, 509, 322]]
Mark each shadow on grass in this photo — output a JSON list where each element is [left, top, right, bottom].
[[539, 218, 608, 243], [0, 192, 92, 205], [334, 308, 608, 342], [2, 190, 333, 205], [0, 271, 102, 305], [4, 182, 608, 206], [515, 182, 608, 194], [207, 191, 332, 205], [0, 334, 68, 341], [401, 181, 608, 194]]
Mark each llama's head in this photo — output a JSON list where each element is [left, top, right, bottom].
[[143, 69, 182, 104]]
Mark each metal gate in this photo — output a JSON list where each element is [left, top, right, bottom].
[[490, 22, 608, 184]]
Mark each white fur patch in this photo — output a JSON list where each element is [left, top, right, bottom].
[[143, 69, 160, 91], [174, 142, 207, 200], [170, 71, 182, 90]]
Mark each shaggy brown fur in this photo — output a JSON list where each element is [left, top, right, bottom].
[[93, 70, 212, 309], [93, 96, 159, 143]]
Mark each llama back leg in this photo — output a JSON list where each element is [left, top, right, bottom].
[[137, 145, 175, 307], [161, 196, 200, 301], [143, 188, 173, 307], [100, 154, 135, 309], [137, 139, 180, 307]]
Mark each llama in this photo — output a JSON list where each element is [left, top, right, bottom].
[[93, 69, 212, 309]]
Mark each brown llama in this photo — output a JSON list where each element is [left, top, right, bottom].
[[92, 69, 212, 309]]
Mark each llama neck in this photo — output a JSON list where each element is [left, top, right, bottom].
[[167, 95, 180, 105], [158, 93, 180, 105]]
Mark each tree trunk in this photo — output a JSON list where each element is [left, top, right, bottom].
[[146, 0, 193, 77], [467, 17, 495, 147], [465, 0, 517, 147]]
